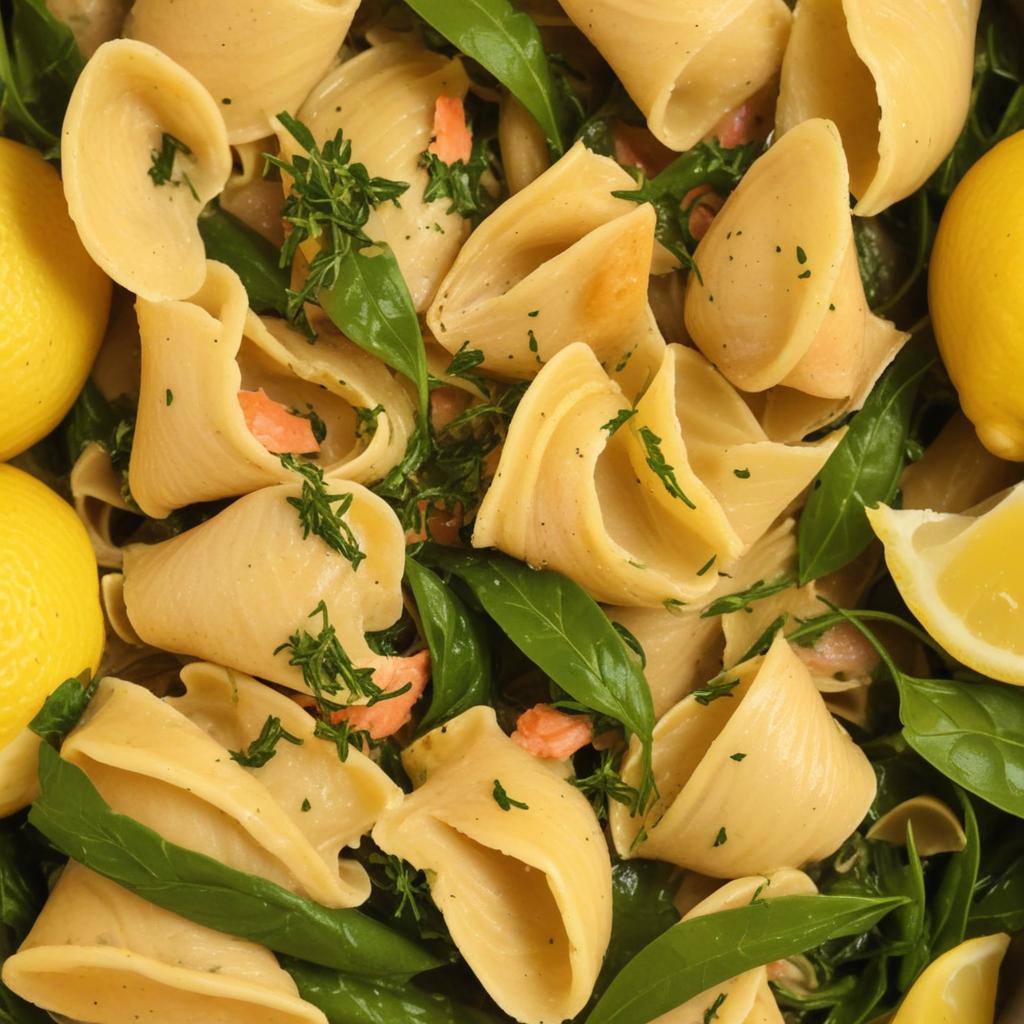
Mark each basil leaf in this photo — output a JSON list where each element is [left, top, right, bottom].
[[405, 557, 491, 733], [27, 673, 93, 748], [320, 243, 429, 417], [969, 850, 1024, 936], [822, 956, 890, 1024], [282, 959, 495, 1024], [28, 745, 442, 977], [798, 341, 937, 584], [895, 674, 1024, 819], [199, 205, 290, 317], [403, 0, 565, 154], [931, 790, 980, 957], [586, 894, 906, 1024]]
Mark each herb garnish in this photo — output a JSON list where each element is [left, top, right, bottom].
[[229, 715, 304, 768], [570, 750, 643, 819], [704, 992, 728, 1023], [148, 132, 199, 200], [700, 574, 795, 618], [638, 427, 696, 509], [713, 827, 728, 848], [369, 853, 431, 921], [692, 678, 740, 706], [492, 779, 529, 811], [602, 408, 637, 435], [420, 133, 497, 223]]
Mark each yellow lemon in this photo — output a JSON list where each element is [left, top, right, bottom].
[[892, 934, 1009, 1024], [930, 129, 1024, 461], [0, 138, 111, 461], [0, 464, 104, 753], [867, 484, 1024, 685]]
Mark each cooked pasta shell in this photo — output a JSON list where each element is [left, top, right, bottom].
[[63, 671, 400, 907], [776, 0, 982, 216], [61, 40, 232, 301], [0, 729, 41, 817], [372, 706, 611, 1024], [220, 138, 286, 244], [126, 0, 358, 145], [558, 0, 791, 151], [2, 863, 326, 1024], [121, 482, 405, 687], [499, 91, 551, 194], [866, 796, 967, 856], [71, 442, 133, 568], [129, 261, 414, 518], [427, 141, 662, 384], [291, 43, 471, 312], [685, 119, 870, 398], [611, 635, 876, 876], [47, 0, 132, 57]]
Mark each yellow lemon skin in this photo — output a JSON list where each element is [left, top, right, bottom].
[[892, 934, 1009, 1024], [0, 464, 104, 752], [0, 138, 111, 461], [930, 130, 1024, 461]]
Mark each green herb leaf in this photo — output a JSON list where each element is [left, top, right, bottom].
[[63, 378, 137, 507], [27, 672, 93, 747], [420, 129, 498, 224], [228, 715, 304, 768], [931, 790, 980, 957], [570, 750, 643, 820], [602, 409, 637, 435], [147, 132, 198, 199], [691, 678, 740, 707], [969, 847, 1024, 937], [586, 894, 907, 1024], [492, 778, 529, 811], [798, 341, 937, 585], [638, 426, 696, 509], [701, 575, 794, 618], [29, 744, 441, 977]]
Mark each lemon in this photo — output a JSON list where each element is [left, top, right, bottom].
[[0, 464, 104, 752], [892, 934, 1009, 1024], [867, 484, 1024, 685], [930, 130, 1024, 461], [0, 138, 111, 461]]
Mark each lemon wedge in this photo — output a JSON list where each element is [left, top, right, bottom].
[[867, 484, 1024, 685]]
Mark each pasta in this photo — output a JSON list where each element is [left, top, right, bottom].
[[865, 796, 967, 856], [610, 635, 876, 876], [2, 864, 327, 1024], [557, 0, 792, 151], [126, 0, 359, 145], [70, 442, 134, 568], [45, 0, 132, 57], [498, 92, 550, 195], [61, 39, 232, 301], [776, 0, 982, 216], [372, 706, 611, 1024], [219, 138, 287, 244], [0, 729, 41, 818]]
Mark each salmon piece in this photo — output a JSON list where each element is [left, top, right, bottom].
[[611, 121, 676, 177], [238, 388, 320, 454], [431, 385, 472, 431], [332, 650, 432, 740], [428, 95, 472, 165], [795, 624, 880, 679], [512, 704, 593, 760]]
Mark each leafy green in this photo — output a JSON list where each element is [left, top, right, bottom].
[[930, 791, 980, 956], [228, 715, 304, 768], [820, 956, 890, 1024], [28, 744, 441, 977], [798, 341, 937, 584], [405, 557, 490, 733], [63, 378, 137, 507], [420, 130, 498, 224], [570, 749, 644, 820], [491, 778, 528, 811], [403, 0, 566, 154], [970, 846, 1024, 936], [26, 672, 93, 748], [701, 575, 795, 618], [586, 894, 906, 1024], [198, 204, 290, 317], [147, 131, 198, 199], [637, 427, 696, 509]]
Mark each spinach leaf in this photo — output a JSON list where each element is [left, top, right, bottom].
[[586, 894, 906, 1024], [403, 0, 565, 154], [798, 341, 937, 584], [821, 956, 890, 1024], [406, 557, 491, 733], [198, 205, 290, 317], [27, 673, 93, 748], [895, 673, 1024, 819], [421, 546, 656, 801], [28, 744, 442, 978], [969, 848, 1024, 936], [320, 243, 429, 417], [0, 0, 83, 158], [930, 790, 980, 957], [876, 828, 927, 991]]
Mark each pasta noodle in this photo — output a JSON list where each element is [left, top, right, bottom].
[[126, 0, 359, 145], [62, 669, 400, 907], [557, 0, 792, 151], [45, 0, 132, 57], [0, 729, 41, 818], [372, 706, 611, 1024], [776, 0, 982, 216], [865, 795, 967, 856], [2, 863, 326, 1024], [70, 442, 134, 568], [129, 260, 415, 518], [611, 635, 876, 876], [61, 39, 232, 301], [120, 481, 405, 689], [498, 92, 550, 195], [219, 138, 286, 245]]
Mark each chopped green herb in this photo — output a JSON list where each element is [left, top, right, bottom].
[[638, 426, 696, 509], [692, 678, 740, 706], [570, 750, 642, 820], [700, 575, 795, 618], [796, 246, 808, 265], [704, 992, 728, 1023], [369, 853, 431, 921], [798, 269, 812, 279], [354, 404, 384, 442], [445, 341, 488, 393], [730, 753, 747, 762], [165, 389, 174, 406], [229, 715, 303, 768], [602, 408, 637, 435], [696, 554, 716, 577], [528, 309, 540, 317], [527, 328, 542, 363], [736, 614, 788, 664], [713, 827, 728, 848], [492, 779, 529, 811], [733, 467, 750, 479], [420, 134, 498, 224], [291, 404, 327, 445], [148, 132, 199, 200], [301, 798, 312, 812]]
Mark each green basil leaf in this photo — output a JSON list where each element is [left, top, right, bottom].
[[27, 673, 93, 748], [199, 205, 290, 317], [586, 894, 907, 1024], [320, 243, 429, 417], [969, 849, 1024, 936], [895, 674, 1024, 819], [931, 790, 980, 957], [798, 341, 937, 584], [405, 557, 491, 733], [821, 956, 890, 1024], [403, 0, 565, 154], [28, 745, 442, 977]]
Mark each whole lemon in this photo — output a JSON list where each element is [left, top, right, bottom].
[[0, 464, 104, 753], [0, 138, 111, 461], [930, 130, 1024, 461]]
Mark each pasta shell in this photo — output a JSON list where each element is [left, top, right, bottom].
[[776, 0, 982, 216], [372, 706, 611, 1024], [0, 729, 41, 818], [121, 482, 405, 687], [2, 863, 326, 1024], [126, 0, 359, 145], [220, 138, 286, 244], [129, 260, 414, 518], [291, 43, 471, 312], [61, 39, 232, 301], [63, 672, 400, 907], [558, 0, 792, 151], [499, 91, 550, 194], [866, 795, 968, 856], [611, 634, 876, 876], [70, 442, 133, 569]]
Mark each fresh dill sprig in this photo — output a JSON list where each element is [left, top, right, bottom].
[[354, 404, 385, 441], [420, 136, 497, 224], [602, 408, 637, 435], [445, 341, 489, 395], [229, 715, 303, 768], [492, 779, 529, 811], [369, 853, 431, 921], [638, 426, 697, 509], [569, 749, 643, 820], [148, 132, 199, 200], [701, 574, 796, 618], [691, 677, 740, 706]]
